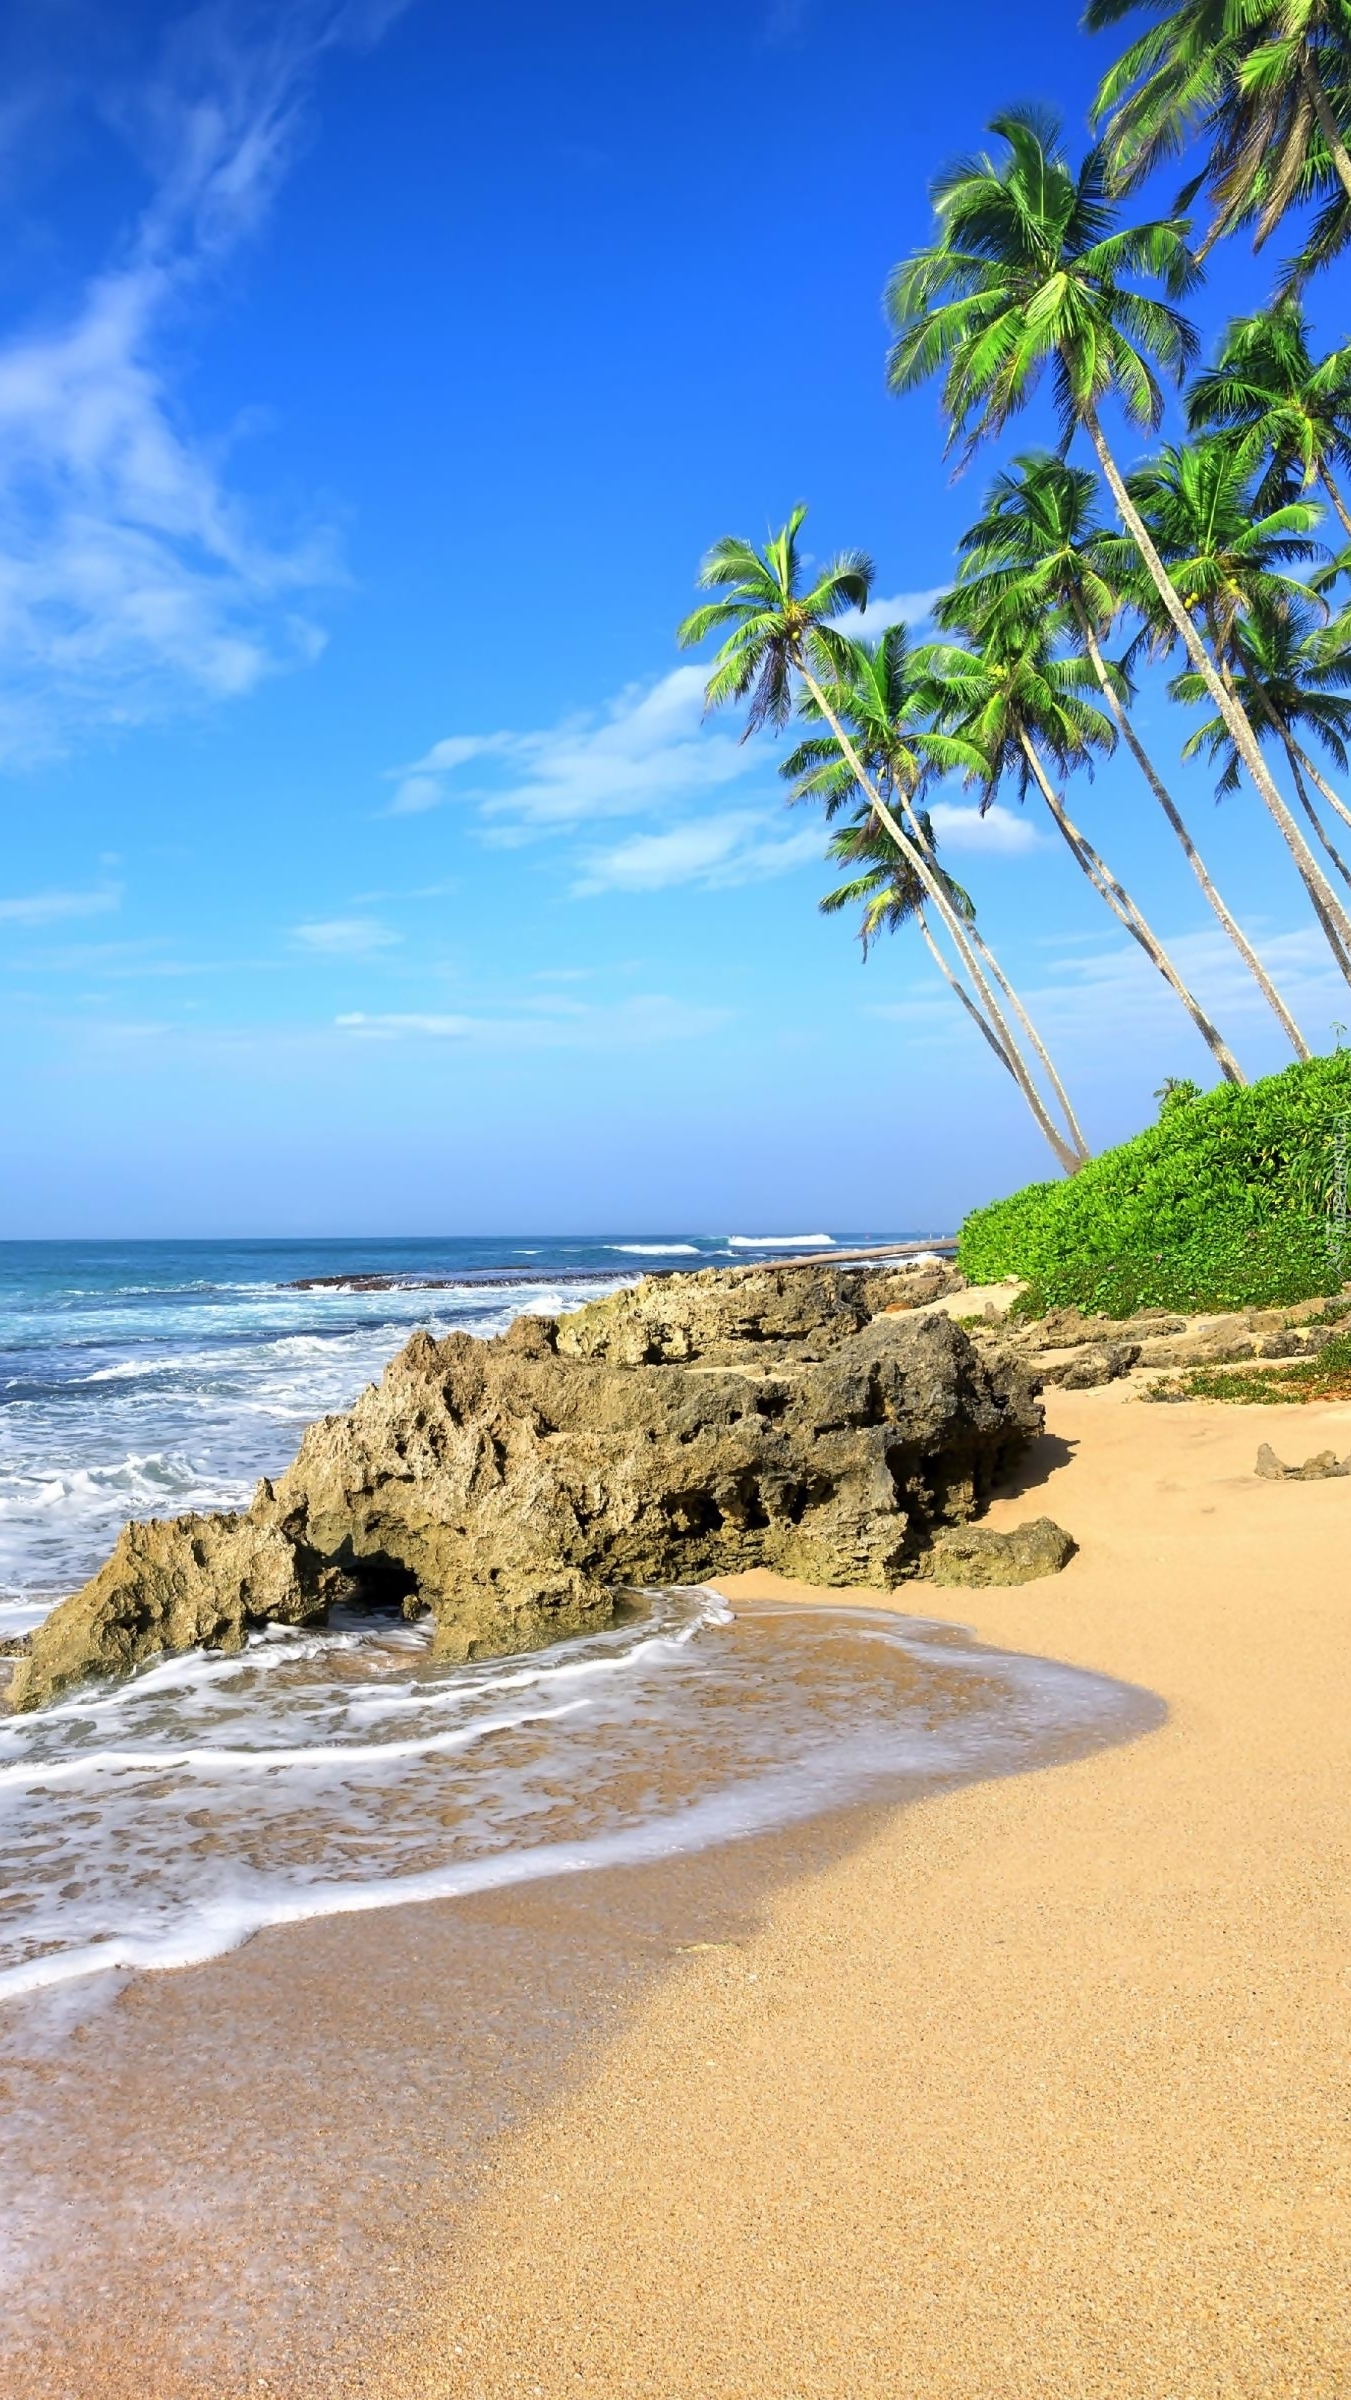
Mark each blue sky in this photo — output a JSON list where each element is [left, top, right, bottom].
[[2, 0, 1349, 1237]]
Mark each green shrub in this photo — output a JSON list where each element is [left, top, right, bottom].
[[958, 1053, 1351, 1317]]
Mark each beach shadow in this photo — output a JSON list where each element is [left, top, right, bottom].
[[989, 1428, 1077, 1502]]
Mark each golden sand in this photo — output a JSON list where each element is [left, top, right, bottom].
[[370, 1385, 1351, 2399]]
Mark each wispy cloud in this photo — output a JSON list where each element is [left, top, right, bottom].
[[336, 992, 731, 1046], [0, 884, 121, 925], [928, 801, 1044, 856], [574, 810, 823, 895], [385, 660, 1050, 904], [292, 916, 401, 955], [385, 667, 761, 828], [0, 0, 408, 759], [866, 919, 1349, 1077]]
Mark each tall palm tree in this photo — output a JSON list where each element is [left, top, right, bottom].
[[954, 451, 1310, 1055], [1186, 301, 1351, 537], [1177, 599, 1351, 899], [815, 808, 1016, 1070], [675, 510, 1088, 1173], [782, 625, 1090, 1151], [921, 608, 1249, 1081], [1087, 0, 1351, 251], [883, 107, 1351, 982], [1115, 436, 1351, 973]]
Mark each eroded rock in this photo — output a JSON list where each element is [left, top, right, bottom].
[[922, 1517, 1076, 1587], [10, 1266, 1044, 1710], [1040, 1342, 1142, 1390], [6, 1514, 334, 1711]]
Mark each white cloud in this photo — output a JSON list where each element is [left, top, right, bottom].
[[0, 885, 121, 925], [866, 917, 1351, 1079], [834, 588, 948, 641], [1024, 920, 1350, 1047], [928, 800, 1044, 856], [574, 810, 823, 895], [385, 667, 761, 829], [336, 993, 731, 1046], [337, 1011, 470, 1035], [0, 1, 407, 759], [293, 916, 400, 955]]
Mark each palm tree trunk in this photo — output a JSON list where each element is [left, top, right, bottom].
[[1074, 605, 1311, 1061], [914, 907, 1016, 1070], [1084, 400, 1351, 982], [905, 803, 1093, 1157], [1319, 461, 1351, 544], [1017, 731, 1249, 1085], [1243, 681, 1351, 975], [1301, 52, 1351, 209], [1285, 740, 1351, 890], [1291, 736, 1351, 841], [795, 660, 1087, 1172]]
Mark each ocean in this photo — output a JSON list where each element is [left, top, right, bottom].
[[0, 1233, 1148, 2006]]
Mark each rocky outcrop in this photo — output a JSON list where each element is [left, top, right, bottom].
[[966, 1293, 1351, 1392], [1039, 1342, 1142, 1390], [1255, 1443, 1351, 1481], [923, 1517, 1076, 1587], [5, 1515, 335, 1708], [8, 1265, 1042, 1711]]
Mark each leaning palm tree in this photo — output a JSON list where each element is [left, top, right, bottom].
[[1186, 301, 1351, 537], [782, 625, 1089, 1150], [819, 805, 972, 955], [816, 807, 1020, 1069], [1087, 0, 1351, 252], [883, 109, 1351, 980], [921, 605, 1249, 1081], [1115, 435, 1351, 974], [1177, 598, 1351, 899], [954, 451, 1310, 1056], [675, 509, 1088, 1172]]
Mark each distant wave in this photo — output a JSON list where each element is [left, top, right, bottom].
[[726, 1234, 834, 1249], [609, 1244, 702, 1256]]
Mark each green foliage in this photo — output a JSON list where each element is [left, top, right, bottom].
[[1154, 1075, 1203, 1112], [958, 1053, 1351, 1315]]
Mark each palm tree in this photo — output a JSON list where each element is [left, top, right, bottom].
[[882, 107, 1351, 984], [1087, 0, 1351, 253], [921, 606, 1249, 1081], [675, 509, 1088, 1173], [1115, 436, 1351, 972], [954, 451, 1310, 1056], [782, 625, 1090, 1151], [1186, 301, 1351, 537], [815, 807, 1018, 1069], [1177, 599, 1351, 903]]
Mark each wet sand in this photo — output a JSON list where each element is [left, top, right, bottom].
[[0, 1598, 1146, 2398], [367, 1384, 1351, 2399]]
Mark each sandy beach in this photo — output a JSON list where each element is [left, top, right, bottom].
[[3, 1374, 1349, 2398], [367, 1380, 1351, 2400]]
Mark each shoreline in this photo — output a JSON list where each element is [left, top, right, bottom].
[[0, 1598, 1146, 2397]]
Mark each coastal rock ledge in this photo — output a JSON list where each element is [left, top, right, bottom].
[[8, 1266, 1043, 1711]]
